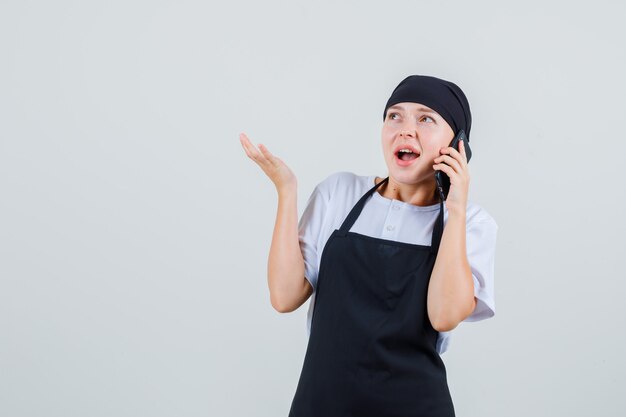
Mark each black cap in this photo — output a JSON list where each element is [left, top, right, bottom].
[[383, 75, 472, 140]]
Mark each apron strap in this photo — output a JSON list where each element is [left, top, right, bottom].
[[336, 175, 445, 255], [337, 176, 388, 237], [430, 198, 444, 255]]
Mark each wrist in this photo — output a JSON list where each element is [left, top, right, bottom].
[[446, 205, 466, 219], [277, 184, 297, 199]]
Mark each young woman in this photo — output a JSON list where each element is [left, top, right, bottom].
[[239, 75, 498, 417]]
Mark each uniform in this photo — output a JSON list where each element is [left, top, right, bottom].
[[287, 173, 498, 416], [298, 172, 498, 355]]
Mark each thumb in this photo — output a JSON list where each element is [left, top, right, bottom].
[[259, 144, 278, 164]]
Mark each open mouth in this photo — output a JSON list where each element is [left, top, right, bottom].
[[395, 149, 420, 164], [396, 149, 419, 161]]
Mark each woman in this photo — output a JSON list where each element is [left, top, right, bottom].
[[239, 75, 498, 417]]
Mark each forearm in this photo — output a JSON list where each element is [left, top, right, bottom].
[[267, 187, 306, 311], [427, 208, 475, 331]]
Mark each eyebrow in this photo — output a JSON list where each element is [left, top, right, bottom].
[[388, 104, 438, 115]]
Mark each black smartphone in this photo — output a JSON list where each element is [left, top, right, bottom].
[[434, 130, 472, 200]]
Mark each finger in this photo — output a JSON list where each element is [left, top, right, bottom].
[[240, 133, 256, 150], [239, 132, 252, 149], [258, 143, 278, 166], [240, 135, 267, 163], [433, 162, 454, 178], [441, 146, 466, 167], [241, 139, 261, 161], [434, 155, 462, 174], [240, 134, 255, 157], [239, 132, 252, 148]]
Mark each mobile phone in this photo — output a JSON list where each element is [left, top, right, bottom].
[[434, 130, 472, 200]]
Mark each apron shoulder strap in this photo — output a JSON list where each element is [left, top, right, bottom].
[[337, 175, 445, 255], [337, 176, 388, 237]]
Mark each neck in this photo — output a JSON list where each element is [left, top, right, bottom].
[[376, 176, 440, 207]]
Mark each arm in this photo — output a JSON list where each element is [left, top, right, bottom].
[[428, 139, 476, 331], [239, 132, 312, 313], [267, 187, 313, 313], [427, 207, 476, 332]]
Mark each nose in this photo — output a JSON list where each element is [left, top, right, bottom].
[[399, 119, 417, 138], [400, 128, 416, 138]]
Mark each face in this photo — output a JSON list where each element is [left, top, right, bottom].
[[381, 101, 455, 187]]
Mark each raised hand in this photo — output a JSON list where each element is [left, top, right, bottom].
[[239, 132, 297, 194], [433, 139, 470, 213]]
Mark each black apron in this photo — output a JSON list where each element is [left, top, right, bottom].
[[288, 176, 455, 417]]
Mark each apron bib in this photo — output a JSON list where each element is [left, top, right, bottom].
[[288, 176, 455, 417]]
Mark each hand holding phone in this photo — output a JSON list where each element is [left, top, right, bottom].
[[434, 130, 472, 201]]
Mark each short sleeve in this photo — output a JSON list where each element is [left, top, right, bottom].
[[298, 185, 328, 292], [463, 217, 498, 322]]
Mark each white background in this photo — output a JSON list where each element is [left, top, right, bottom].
[[1, 0, 625, 416]]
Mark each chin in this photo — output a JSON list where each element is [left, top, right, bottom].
[[387, 162, 433, 185], [387, 169, 416, 184]]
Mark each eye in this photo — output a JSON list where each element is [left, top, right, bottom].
[[420, 115, 435, 123], [388, 112, 399, 120]]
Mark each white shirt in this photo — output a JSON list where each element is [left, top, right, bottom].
[[298, 171, 498, 354]]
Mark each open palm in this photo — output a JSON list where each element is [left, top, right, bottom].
[[239, 133, 297, 193]]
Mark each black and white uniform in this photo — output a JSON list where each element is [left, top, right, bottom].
[[288, 173, 498, 416], [298, 171, 498, 355]]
